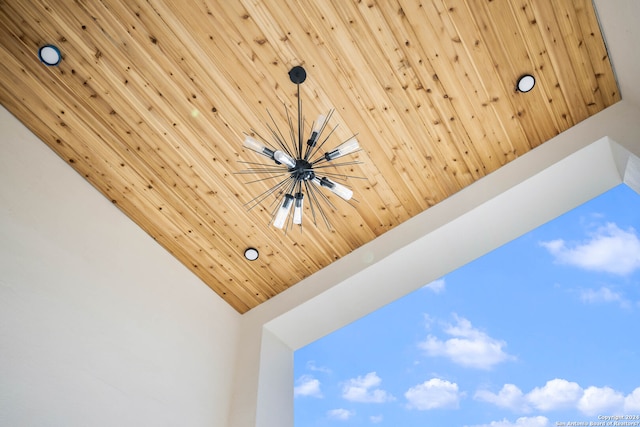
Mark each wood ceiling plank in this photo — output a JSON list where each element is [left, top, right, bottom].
[[259, 0, 419, 230], [395, 0, 503, 190], [507, 0, 572, 139], [465, 1, 549, 150], [63, 0, 336, 294], [0, 54, 255, 312], [443, 0, 533, 158], [530, 0, 590, 126], [547, 0, 606, 116], [312, 0, 465, 204], [352, 0, 483, 199], [0, 2, 280, 310], [376, 2, 494, 193], [0, 0, 620, 312], [72, 36, 293, 299], [570, 0, 620, 107]]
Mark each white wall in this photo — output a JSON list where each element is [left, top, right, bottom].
[[0, 106, 240, 427]]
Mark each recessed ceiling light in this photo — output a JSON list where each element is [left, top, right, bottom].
[[244, 247, 259, 261], [516, 74, 535, 93], [38, 44, 61, 66]]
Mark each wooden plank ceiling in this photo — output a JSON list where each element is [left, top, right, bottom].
[[0, 0, 619, 313]]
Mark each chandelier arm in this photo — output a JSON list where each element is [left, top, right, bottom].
[[311, 135, 360, 166], [304, 109, 335, 161], [245, 177, 292, 210], [236, 170, 289, 177], [314, 170, 364, 182], [306, 123, 339, 162], [321, 108, 335, 132], [312, 179, 340, 211], [241, 173, 290, 185], [303, 118, 317, 161], [247, 182, 289, 212], [305, 180, 332, 230], [265, 110, 295, 157], [236, 159, 286, 167], [237, 168, 288, 175], [268, 128, 292, 156], [284, 103, 299, 158], [313, 158, 364, 166], [311, 160, 364, 169], [286, 178, 298, 196], [235, 166, 289, 174], [309, 108, 338, 157], [302, 180, 318, 226], [296, 179, 303, 197], [245, 130, 275, 150]]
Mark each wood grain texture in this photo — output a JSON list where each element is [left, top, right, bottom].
[[0, 0, 619, 313]]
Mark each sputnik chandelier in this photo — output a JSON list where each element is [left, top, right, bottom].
[[239, 66, 362, 230]]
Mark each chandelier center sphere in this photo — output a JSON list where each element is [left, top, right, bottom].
[[290, 159, 315, 181]]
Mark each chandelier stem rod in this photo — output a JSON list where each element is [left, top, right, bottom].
[[297, 83, 303, 159]]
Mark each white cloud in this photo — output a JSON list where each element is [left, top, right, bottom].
[[580, 286, 622, 303], [579, 286, 629, 308], [342, 372, 394, 403], [419, 314, 512, 369], [294, 375, 323, 398], [422, 313, 435, 330], [478, 380, 640, 416], [327, 408, 354, 421], [424, 278, 446, 293], [526, 379, 582, 411], [624, 387, 640, 411], [475, 384, 530, 412], [405, 378, 462, 410], [465, 416, 549, 427], [369, 414, 383, 423], [577, 386, 625, 416], [306, 360, 332, 374], [540, 223, 640, 275]]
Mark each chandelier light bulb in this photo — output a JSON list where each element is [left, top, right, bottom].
[[325, 136, 360, 161], [307, 114, 326, 147], [273, 194, 294, 229], [273, 150, 296, 168], [243, 136, 275, 159], [314, 177, 353, 201], [293, 193, 304, 224]]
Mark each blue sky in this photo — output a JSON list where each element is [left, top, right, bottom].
[[294, 184, 640, 427]]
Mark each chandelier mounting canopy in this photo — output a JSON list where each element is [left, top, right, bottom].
[[288, 65, 307, 84]]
